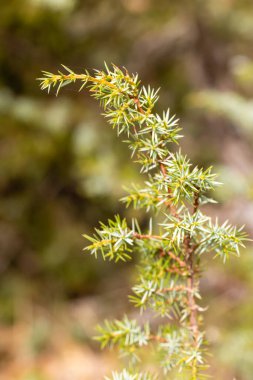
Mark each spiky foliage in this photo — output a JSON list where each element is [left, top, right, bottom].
[[38, 64, 247, 379]]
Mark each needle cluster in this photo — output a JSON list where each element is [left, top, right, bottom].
[[38, 64, 247, 380]]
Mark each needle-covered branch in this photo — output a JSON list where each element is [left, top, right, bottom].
[[104, 370, 156, 380], [39, 63, 247, 380], [82, 215, 168, 262], [95, 316, 150, 352], [82, 215, 134, 262], [38, 64, 181, 173]]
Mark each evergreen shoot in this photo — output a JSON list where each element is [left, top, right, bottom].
[[38, 64, 247, 379]]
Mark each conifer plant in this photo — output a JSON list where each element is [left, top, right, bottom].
[[39, 64, 247, 380]]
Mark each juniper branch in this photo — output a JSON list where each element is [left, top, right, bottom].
[[38, 63, 247, 380]]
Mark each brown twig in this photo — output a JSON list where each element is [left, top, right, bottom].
[[159, 249, 188, 268], [193, 190, 200, 214], [158, 285, 194, 294], [149, 335, 167, 343], [184, 191, 201, 341], [133, 232, 163, 240]]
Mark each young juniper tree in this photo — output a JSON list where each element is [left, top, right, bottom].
[[38, 64, 247, 380]]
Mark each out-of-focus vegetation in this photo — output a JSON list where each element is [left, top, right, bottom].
[[1, 0, 253, 379]]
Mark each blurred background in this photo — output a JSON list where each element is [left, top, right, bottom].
[[1, 0, 253, 379]]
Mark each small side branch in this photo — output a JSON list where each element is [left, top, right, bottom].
[[159, 249, 188, 268], [133, 232, 164, 240]]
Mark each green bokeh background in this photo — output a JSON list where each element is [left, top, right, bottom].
[[1, 1, 253, 379]]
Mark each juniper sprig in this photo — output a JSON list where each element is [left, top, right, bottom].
[[38, 63, 247, 380]]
